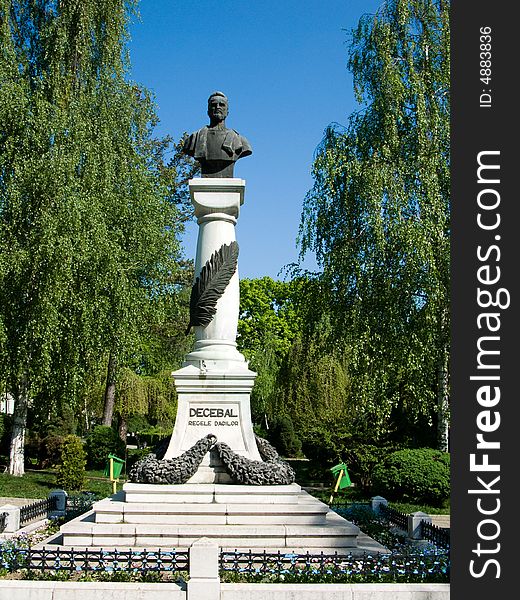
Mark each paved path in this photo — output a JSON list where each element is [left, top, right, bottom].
[[431, 514, 450, 528], [0, 497, 35, 507]]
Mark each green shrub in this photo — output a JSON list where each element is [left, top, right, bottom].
[[56, 435, 86, 491], [85, 425, 125, 468], [39, 434, 67, 468], [343, 444, 401, 493], [371, 447, 450, 505], [253, 423, 268, 439], [138, 425, 171, 449], [24, 432, 73, 469], [269, 416, 302, 457], [127, 413, 150, 434], [24, 430, 41, 466]]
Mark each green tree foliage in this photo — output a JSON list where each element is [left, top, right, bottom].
[[343, 443, 399, 493], [238, 277, 303, 424], [238, 277, 302, 360], [110, 367, 178, 440], [299, 0, 450, 449], [237, 276, 353, 454], [0, 1, 185, 473], [100, 141, 197, 429], [276, 324, 350, 430], [85, 425, 125, 469], [56, 435, 86, 491]]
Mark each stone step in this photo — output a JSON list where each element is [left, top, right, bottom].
[[93, 498, 330, 525], [60, 516, 360, 549], [122, 482, 302, 504], [58, 483, 365, 553]]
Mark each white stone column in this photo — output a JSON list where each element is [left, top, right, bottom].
[[164, 178, 262, 480], [1, 504, 20, 533], [408, 511, 432, 539], [183, 178, 248, 371]]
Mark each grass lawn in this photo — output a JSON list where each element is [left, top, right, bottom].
[[0, 469, 120, 500]]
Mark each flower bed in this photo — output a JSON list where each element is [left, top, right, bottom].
[[1, 504, 449, 584]]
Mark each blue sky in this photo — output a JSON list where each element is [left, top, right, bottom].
[[128, 0, 382, 279]]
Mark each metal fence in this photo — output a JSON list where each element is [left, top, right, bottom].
[[219, 549, 449, 581], [378, 503, 450, 549], [64, 493, 96, 521], [19, 496, 58, 526], [379, 503, 409, 531], [421, 520, 450, 549], [1, 546, 189, 575]]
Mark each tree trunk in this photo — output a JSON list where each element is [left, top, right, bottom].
[[8, 376, 30, 476], [83, 395, 90, 432], [118, 415, 128, 443], [436, 338, 450, 452], [102, 352, 117, 426], [437, 310, 450, 452]]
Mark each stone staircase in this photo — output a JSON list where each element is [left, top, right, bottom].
[[57, 482, 384, 554]]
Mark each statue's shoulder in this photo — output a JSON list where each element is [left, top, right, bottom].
[[187, 125, 209, 139], [231, 129, 252, 156], [192, 125, 209, 137], [184, 126, 209, 156], [230, 129, 250, 144]]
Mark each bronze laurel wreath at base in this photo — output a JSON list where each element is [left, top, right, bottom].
[[128, 434, 295, 486], [214, 436, 295, 485], [128, 434, 216, 484]]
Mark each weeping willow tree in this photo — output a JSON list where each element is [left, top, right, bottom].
[[276, 326, 351, 430], [107, 367, 177, 441], [0, 0, 183, 474], [299, 0, 450, 449]]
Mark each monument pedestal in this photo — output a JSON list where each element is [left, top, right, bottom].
[[184, 178, 246, 369], [164, 365, 261, 483]]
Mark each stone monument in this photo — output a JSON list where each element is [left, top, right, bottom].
[[127, 91, 293, 485], [56, 93, 369, 554]]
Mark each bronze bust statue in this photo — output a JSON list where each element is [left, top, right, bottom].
[[183, 92, 252, 178]]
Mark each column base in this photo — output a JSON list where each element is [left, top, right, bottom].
[[183, 339, 250, 372]]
